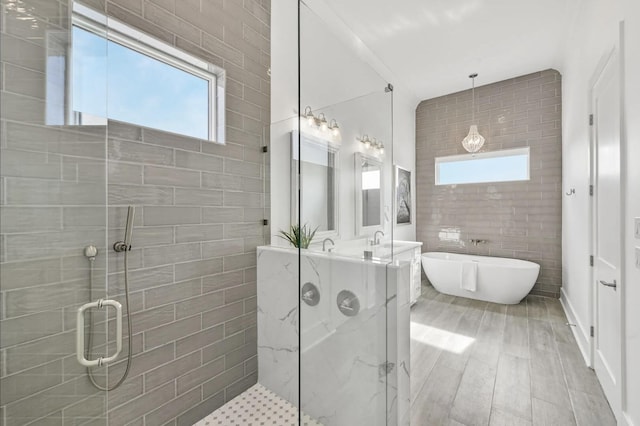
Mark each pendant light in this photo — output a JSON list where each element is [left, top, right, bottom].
[[461, 73, 485, 153]]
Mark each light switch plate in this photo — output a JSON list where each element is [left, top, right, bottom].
[[635, 218, 640, 239]]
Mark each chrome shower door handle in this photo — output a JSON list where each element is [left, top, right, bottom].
[[599, 279, 617, 290], [76, 299, 123, 367]]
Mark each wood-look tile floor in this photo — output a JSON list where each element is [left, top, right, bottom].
[[410, 284, 616, 426]]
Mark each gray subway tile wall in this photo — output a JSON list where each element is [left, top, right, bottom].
[[0, 0, 270, 425], [416, 69, 562, 297]]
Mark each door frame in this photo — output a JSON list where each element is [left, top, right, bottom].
[[587, 21, 627, 422]]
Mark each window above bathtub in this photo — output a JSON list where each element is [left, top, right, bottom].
[[435, 147, 530, 186], [48, 3, 225, 143]]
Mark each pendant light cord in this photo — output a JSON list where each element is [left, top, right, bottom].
[[470, 73, 478, 124], [471, 77, 475, 123]]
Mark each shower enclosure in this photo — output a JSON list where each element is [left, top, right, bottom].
[[1, 0, 269, 424], [1, 0, 406, 424]]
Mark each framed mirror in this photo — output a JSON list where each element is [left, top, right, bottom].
[[355, 153, 383, 237], [291, 131, 340, 239]]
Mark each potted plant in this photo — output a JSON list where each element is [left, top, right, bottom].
[[278, 223, 317, 249]]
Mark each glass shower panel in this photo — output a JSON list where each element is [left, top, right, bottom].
[[0, 0, 109, 424], [297, 90, 396, 426], [257, 114, 301, 415], [299, 2, 401, 424]]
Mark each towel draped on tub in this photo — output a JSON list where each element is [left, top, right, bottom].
[[460, 261, 478, 292]]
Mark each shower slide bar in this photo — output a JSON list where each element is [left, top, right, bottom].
[[76, 299, 123, 367]]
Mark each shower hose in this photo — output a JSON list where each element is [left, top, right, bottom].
[[86, 248, 134, 391]]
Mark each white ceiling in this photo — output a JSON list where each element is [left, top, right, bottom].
[[321, 0, 582, 101]]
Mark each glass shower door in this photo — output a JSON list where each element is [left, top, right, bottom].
[[298, 2, 405, 424], [0, 0, 110, 424], [296, 91, 398, 426]]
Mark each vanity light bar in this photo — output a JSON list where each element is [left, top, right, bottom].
[[357, 134, 385, 155], [302, 106, 340, 138]]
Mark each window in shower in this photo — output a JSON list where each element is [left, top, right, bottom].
[[67, 3, 225, 142], [435, 147, 530, 185]]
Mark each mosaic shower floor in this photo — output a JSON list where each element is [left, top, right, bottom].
[[194, 383, 322, 426]]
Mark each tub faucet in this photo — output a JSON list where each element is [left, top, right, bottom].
[[373, 230, 385, 245], [322, 238, 335, 252]]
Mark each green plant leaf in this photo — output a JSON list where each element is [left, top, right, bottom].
[[277, 223, 318, 248]]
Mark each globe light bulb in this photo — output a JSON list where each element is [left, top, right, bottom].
[[303, 106, 316, 127], [318, 113, 328, 132]]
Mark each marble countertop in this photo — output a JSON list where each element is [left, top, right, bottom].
[[261, 239, 422, 263]]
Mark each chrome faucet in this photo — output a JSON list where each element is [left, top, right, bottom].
[[373, 230, 385, 245], [322, 238, 335, 252]]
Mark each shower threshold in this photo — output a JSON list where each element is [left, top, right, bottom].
[[194, 383, 322, 426]]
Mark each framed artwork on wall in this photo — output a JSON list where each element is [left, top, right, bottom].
[[395, 165, 412, 225]]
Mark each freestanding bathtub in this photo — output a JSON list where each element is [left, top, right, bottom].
[[421, 252, 540, 304]]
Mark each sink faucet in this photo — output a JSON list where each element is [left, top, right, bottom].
[[373, 230, 385, 245], [322, 238, 335, 252]]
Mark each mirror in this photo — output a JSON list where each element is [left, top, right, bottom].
[[291, 131, 340, 237], [355, 153, 383, 236]]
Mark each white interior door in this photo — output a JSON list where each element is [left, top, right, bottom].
[[591, 47, 622, 419]]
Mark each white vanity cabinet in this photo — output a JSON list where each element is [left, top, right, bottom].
[[392, 242, 423, 305]]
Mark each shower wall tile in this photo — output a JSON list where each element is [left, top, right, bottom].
[[202, 333, 246, 365], [144, 316, 202, 351], [176, 358, 226, 395], [415, 69, 562, 297], [202, 270, 244, 294], [175, 150, 224, 172], [145, 387, 202, 426], [108, 184, 174, 205], [203, 207, 245, 223], [108, 139, 175, 166], [176, 392, 226, 426], [0, 311, 64, 348], [174, 258, 224, 282], [201, 172, 244, 190], [144, 351, 202, 391], [143, 165, 201, 187], [175, 292, 225, 320], [143, 278, 202, 308], [0, 149, 61, 179], [0, 258, 62, 291], [142, 242, 202, 268], [202, 364, 245, 399], [175, 324, 225, 357], [107, 382, 176, 426], [175, 224, 224, 243], [0, 207, 62, 233], [142, 206, 201, 226], [174, 188, 224, 206], [202, 302, 245, 330]]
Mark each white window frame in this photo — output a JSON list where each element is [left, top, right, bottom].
[[435, 147, 530, 185], [71, 3, 225, 143]]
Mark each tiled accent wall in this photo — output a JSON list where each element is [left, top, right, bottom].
[[0, 0, 270, 425], [416, 69, 562, 297]]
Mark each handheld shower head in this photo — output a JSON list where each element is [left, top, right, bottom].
[[113, 206, 135, 252], [124, 206, 135, 247]]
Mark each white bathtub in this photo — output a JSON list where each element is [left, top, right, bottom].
[[421, 252, 540, 304]]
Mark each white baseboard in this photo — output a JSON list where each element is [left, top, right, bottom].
[[560, 288, 592, 366]]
